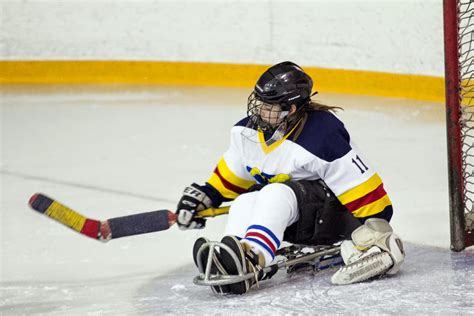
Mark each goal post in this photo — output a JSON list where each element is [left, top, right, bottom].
[[443, 0, 474, 251]]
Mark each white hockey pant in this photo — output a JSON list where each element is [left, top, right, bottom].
[[224, 183, 299, 266]]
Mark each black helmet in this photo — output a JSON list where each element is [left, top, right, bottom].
[[254, 61, 313, 110]]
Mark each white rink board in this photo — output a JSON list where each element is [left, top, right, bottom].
[[1, 0, 443, 76], [1, 86, 472, 314]]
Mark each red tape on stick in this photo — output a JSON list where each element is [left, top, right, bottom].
[[80, 219, 101, 239]]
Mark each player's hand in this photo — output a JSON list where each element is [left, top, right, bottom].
[[176, 183, 212, 230]]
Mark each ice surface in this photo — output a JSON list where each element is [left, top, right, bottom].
[[1, 85, 472, 314], [140, 243, 474, 314]]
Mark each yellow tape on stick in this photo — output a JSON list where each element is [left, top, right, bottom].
[[44, 201, 87, 232]]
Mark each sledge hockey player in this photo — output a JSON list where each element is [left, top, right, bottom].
[[176, 61, 405, 294]]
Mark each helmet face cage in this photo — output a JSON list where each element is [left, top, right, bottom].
[[244, 62, 313, 143], [247, 92, 289, 132]]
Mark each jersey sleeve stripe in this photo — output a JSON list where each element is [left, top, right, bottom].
[[207, 158, 254, 199], [351, 195, 392, 218], [214, 166, 248, 194], [207, 174, 240, 199], [344, 183, 388, 212], [337, 173, 383, 204], [216, 157, 255, 188]]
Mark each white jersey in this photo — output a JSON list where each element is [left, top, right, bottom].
[[207, 111, 392, 218]]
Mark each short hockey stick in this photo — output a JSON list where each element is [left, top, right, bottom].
[[28, 193, 230, 242]]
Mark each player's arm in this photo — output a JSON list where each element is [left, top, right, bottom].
[[316, 129, 393, 223], [206, 155, 256, 202], [206, 121, 256, 202], [176, 125, 255, 230], [336, 173, 393, 223]]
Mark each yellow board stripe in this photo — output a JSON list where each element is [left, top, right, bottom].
[[45, 201, 87, 232], [338, 173, 383, 205], [352, 195, 392, 218], [0, 61, 444, 102]]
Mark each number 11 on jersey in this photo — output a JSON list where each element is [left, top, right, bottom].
[[352, 155, 369, 174]]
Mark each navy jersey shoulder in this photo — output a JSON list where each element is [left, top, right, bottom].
[[235, 116, 251, 128], [294, 110, 352, 162]]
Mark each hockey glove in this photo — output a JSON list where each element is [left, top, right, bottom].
[[176, 183, 212, 230]]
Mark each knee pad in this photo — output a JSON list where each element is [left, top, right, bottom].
[[351, 218, 405, 275], [351, 218, 392, 248]]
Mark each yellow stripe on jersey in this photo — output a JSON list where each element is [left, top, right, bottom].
[[208, 173, 240, 199], [257, 120, 302, 154], [215, 158, 255, 188], [207, 157, 255, 199], [337, 173, 383, 205], [351, 195, 392, 218]]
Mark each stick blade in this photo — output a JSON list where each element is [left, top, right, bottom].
[[28, 193, 101, 240]]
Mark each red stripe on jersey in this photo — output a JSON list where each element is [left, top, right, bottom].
[[345, 183, 387, 212], [214, 166, 247, 195], [245, 231, 276, 253]]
